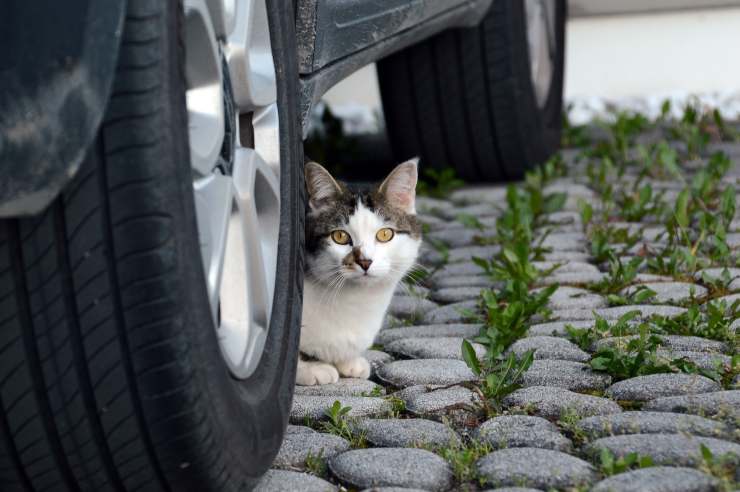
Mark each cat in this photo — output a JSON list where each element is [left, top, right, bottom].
[[297, 159, 422, 385]]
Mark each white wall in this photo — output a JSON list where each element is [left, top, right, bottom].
[[565, 7, 740, 100]]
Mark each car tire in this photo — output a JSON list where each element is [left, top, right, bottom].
[[0, 0, 303, 491], [377, 0, 566, 182]]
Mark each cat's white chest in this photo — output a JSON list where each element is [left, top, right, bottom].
[[300, 279, 394, 363]]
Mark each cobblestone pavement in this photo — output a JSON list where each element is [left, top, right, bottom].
[[258, 116, 740, 491]]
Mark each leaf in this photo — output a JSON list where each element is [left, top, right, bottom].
[[461, 339, 481, 376], [675, 189, 690, 229], [700, 443, 714, 462]]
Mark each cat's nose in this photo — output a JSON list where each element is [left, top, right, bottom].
[[357, 259, 372, 271]]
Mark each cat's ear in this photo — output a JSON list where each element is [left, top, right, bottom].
[[305, 161, 342, 211], [379, 158, 418, 214]]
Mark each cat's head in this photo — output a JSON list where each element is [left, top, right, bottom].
[[304, 160, 422, 287]]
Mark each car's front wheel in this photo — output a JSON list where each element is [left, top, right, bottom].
[[0, 0, 303, 490], [378, 0, 566, 182]]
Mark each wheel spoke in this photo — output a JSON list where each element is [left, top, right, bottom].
[[193, 173, 233, 322], [185, 0, 225, 175], [224, 0, 277, 111]]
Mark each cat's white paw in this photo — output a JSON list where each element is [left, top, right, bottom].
[[296, 360, 340, 386], [335, 356, 371, 379]]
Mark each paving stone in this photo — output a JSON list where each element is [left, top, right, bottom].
[[255, 470, 338, 492], [446, 245, 500, 263], [503, 386, 622, 419], [642, 390, 740, 419], [507, 336, 590, 362], [594, 335, 728, 354], [294, 378, 385, 397], [430, 286, 483, 303], [375, 324, 482, 345], [364, 349, 393, 375], [376, 359, 476, 388], [521, 360, 612, 392], [353, 418, 459, 448], [534, 261, 599, 274], [388, 296, 438, 319], [425, 228, 480, 248], [550, 305, 687, 322], [477, 415, 571, 451], [421, 300, 479, 324], [385, 336, 485, 360], [436, 203, 499, 220], [536, 271, 606, 286], [436, 261, 486, 277], [527, 320, 595, 337], [544, 210, 582, 225], [404, 385, 480, 416], [274, 432, 350, 469], [291, 396, 392, 423], [576, 411, 734, 440], [591, 466, 719, 492], [656, 350, 731, 372], [544, 181, 596, 201], [480, 488, 543, 492], [449, 186, 508, 204], [538, 286, 607, 310], [329, 448, 453, 492], [622, 282, 708, 303], [431, 275, 496, 289], [584, 434, 740, 467], [537, 233, 588, 252], [359, 488, 430, 492], [605, 374, 721, 402], [541, 251, 591, 262], [416, 196, 453, 213], [694, 267, 740, 290], [476, 447, 597, 489], [286, 425, 315, 434]]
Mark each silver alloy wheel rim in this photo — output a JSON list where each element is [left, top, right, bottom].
[[524, 0, 556, 108], [185, 0, 280, 379]]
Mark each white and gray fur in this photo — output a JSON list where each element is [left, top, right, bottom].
[[298, 160, 421, 385]]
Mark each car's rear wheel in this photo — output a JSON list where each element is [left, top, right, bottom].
[[377, 0, 566, 182], [0, 0, 303, 490]]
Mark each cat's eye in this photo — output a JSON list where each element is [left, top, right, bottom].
[[331, 230, 351, 245], [375, 228, 394, 242]]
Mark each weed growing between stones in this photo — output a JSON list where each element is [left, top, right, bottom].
[[597, 448, 654, 476], [303, 449, 327, 477], [417, 167, 465, 198], [321, 400, 366, 448], [434, 438, 492, 484], [699, 443, 740, 491]]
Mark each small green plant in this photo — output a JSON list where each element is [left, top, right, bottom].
[[565, 311, 641, 351], [436, 438, 493, 483], [457, 213, 485, 231], [698, 443, 739, 490], [385, 394, 406, 418], [598, 448, 654, 476], [590, 255, 644, 295], [321, 401, 366, 447], [589, 325, 671, 381], [607, 285, 657, 307], [417, 168, 464, 198], [557, 407, 588, 446], [304, 450, 327, 477]]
